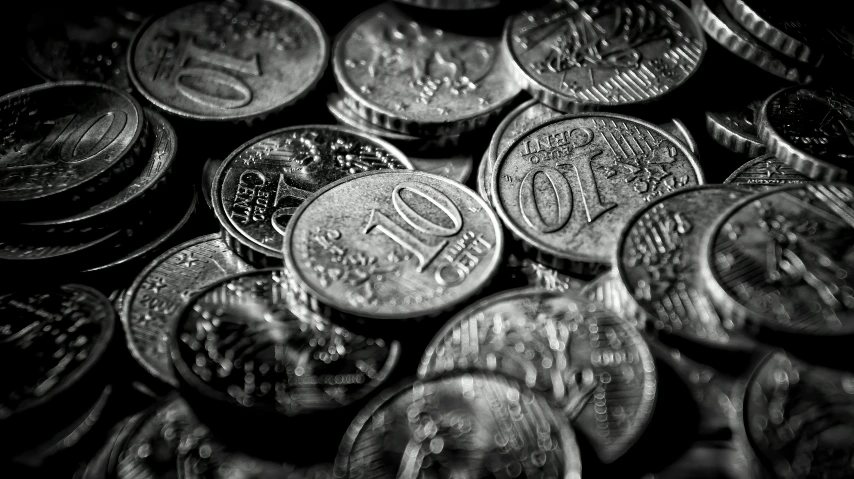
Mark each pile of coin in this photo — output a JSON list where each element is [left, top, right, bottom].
[[1, 0, 853, 478]]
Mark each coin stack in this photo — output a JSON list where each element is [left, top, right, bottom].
[[2, 0, 854, 478]]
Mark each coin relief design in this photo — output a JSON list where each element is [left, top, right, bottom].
[[505, 254, 589, 292], [705, 183, 854, 335], [418, 288, 656, 463], [129, 0, 328, 121], [724, 154, 811, 189], [173, 269, 399, 414], [284, 170, 503, 321], [213, 125, 412, 263], [492, 113, 703, 271], [506, 0, 704, 110], [705, 101, 766, 156]]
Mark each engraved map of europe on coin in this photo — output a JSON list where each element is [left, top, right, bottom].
[[129, 0, 328, 122], [505, 0, 705, 111], [418, 288, 656, 463]]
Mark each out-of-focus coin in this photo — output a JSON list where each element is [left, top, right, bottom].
[[283, 170, 503, 328], [724, 154, 811, 188], [418, 288, 656, 463], [701, 183, 854, 336], [722, 0, 823, 65], [706, 101, 766, 156], [333, 3, 519, 136], [0, 82, 145, 210], [616, 186, 753, 350], [743, 351, 854, 478], [0, 228, 123, 273], [212, 125, 412, 265], [20, 108, 174, 233], [581, 270, 630, 315], [409, 155, 473, 184], [201, 157, 222, 210], [393, 0, 500, 10], [334, 372, 582, 479], [757, 87, 854, 181], [505, 0, 705, 112], [692, 0, 812, 83], [128, 0, 328, 123], [492, 113, 704, 275], [0, 285, 114, 450], [123, 234, 253, 388], [504, 254, 588, 292]]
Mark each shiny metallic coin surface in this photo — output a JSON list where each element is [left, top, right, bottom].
[[505, 254, 589, 292], [283, 170, 503, 323], [505, 0, 705, 111], [0, 82, 144, 204], [758, 87, 854, 181], [492, 113, 704, 273], [744, 352, 854, 479], [333, 3, 520, 136], [213, 125, 412, 265], [724, 154, 811, 189], [476, 149, 490, 203], [702, 183, 854, 335], [123, 234, 253, 388], [488, 100, 564, 169], [409, 155, 473, 184], [173, 268, 400, 415], [0, 228, 122, 266], [721, 0, 823, 65], [201, 157, 222, 210], [616, 186, 752, 348], [334, 372, 582, 479], [129, 0, 328, 122], [706, 102, 766, 156], [418, 288, 656, 463]]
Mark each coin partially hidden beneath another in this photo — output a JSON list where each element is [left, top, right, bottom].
[[706, 101, 766, 157], [723, 154, 811, 188], [408, 155, 473, 184]]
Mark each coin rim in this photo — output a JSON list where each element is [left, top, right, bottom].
[[705, 110, 766, 157], [723, 153, 807, 185], [721, 0, 821, 65]]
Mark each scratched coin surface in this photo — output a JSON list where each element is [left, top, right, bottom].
[[333, 3, 520, 136], [0, 82, 144, 204], [705, 101, 766, 156], [505, 0, 705, 112], [115, 397, 334, 479], [0, 285, 114, 419], [334, 372, 582, 479], [418, 288, 656, 463], [492, 113, 704, 273], [724, 154, 811, 189], [129, 0, 328, 122], [123, 234, 253, 388], [283, 170, 503, 323], [213, 125, 412, 265], [744, 351, 854, 479], [703, 183, 854, 335], [616, 186, 752, 349], [172, 269, 400, 415], [758, 87, 854, 181]]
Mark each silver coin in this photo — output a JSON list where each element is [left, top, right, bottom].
[[724, 154, 811, 189], [409, 155, 473, 184]]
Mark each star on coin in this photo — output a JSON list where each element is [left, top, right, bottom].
[[144, 276, 168, 294], [177, 253, 200, 268]]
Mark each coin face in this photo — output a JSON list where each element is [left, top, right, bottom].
[[505, 0, 705, 111], [492, 113, 703, 271], [409, 155, 473, 184], [213, 125, 412, 264], [129, 0, 328, 122], [705, 101, 766, 156], [418, 288, 655, 463], [333, 3, 519, 136], [283, 170, 503, 322], [0, 82, 144, 204], [488, 100, 564, 169], [123, 234, 253, 387], [703, 183, 854, 335], [0, 285, 114, 418], [759, 87, 854, 181], [334, 372, 582, 479], [744, 352, 854, 478], [724, 154, 811, 189], [172, 269, 399, 416], [505, 254, 589, 292], [617, 186, 752, 348]]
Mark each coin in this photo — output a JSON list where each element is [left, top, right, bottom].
[[282, 170, 503, 327], [705, 101, 766, 156], [491, 112, 704, 274], [701, 183, 854, 336], [476, 149, 491, 203], [212, 125, 412, 265], [393, 0, 501, 10], [201, 157, 222, 210], [418, 288, 656, 463], [333, 3, 520, 136], [661, 118, 699, 157], [128, 0, 329, 123], [504, 0, 705, 112], [0, 82, 145, 209], [692, 0, 812, 84], [721, 0, 823, 65], [757, 86, 854, 181], [123, 234, 253, 388], [616, 186, 754, 350], [743, 351, 854, 478], [0, 227, 123, 273], [409, 155, 473, 184], [504, 254, 589, 292], [334, 372, 582, 479], [581, 271, 630, 316], [723, 154, 811, 189]]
